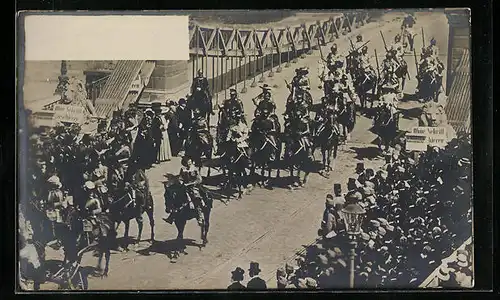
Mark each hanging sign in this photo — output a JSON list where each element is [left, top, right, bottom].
[[406, 126, 448, 151], [52, 104, 86, 124]]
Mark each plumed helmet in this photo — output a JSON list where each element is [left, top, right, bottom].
[[197, 69, 203, 76], [430, 37, 436, 45], [357, 34, 362, 41]]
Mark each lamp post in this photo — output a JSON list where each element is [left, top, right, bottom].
[[341, 203, 367, 288]]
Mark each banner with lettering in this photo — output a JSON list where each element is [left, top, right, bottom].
[[406, 127, 448, 151], [52, 104, 86, 124]]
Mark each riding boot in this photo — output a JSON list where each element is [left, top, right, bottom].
[[163, 213, 175, 224]]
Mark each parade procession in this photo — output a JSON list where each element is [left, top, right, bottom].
[[18, 9, 472, 291]]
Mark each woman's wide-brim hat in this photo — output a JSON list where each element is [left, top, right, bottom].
[[231, 267, 245, 277]]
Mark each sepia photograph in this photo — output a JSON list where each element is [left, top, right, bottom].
[[17, 9, 473, 291]]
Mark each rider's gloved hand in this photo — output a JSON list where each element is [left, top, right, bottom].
[[189, 202, 194, 210]]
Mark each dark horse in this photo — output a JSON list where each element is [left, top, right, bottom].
[[185, 119, 214, 177], [187, 86, 213, 127], [417, 69, 442, 102], [163, 180, 213, 246], [334, 92, 356, 139], [219, 132, 252, 199], [108, 162, 155, 247], [283, 119, 313, 189], [353, 68, 378, 110], [312, 110, 341, 175], [372, 104, 400, 153], [249, 115, 282, 188]]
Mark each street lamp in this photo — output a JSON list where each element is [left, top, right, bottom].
[[341, 203, 367, 288]]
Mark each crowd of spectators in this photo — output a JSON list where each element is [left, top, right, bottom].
[[275, 132, 472, 289]]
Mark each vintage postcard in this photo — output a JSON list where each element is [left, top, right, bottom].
[[17, 9, 472, 291]]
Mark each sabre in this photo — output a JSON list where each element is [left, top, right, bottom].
[[380, 31, 388, 52]]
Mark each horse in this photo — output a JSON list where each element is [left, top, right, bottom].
[[334, 92, 356, 139], [218, 134, 252, 199], [312, 111, 341, 175], [108, 163, 155, 248], [249, 116, 282, 188], [353, 68, 378, 110], [283, 119, 313, 188], [163, 180, 213, 246], [287, 88, 313, 110], [394, 58, 409, 93], [187, 87, 212, 127], [185, 121, 214, 178], [372, 104, 400, 153], [417, 69, 442, 102]]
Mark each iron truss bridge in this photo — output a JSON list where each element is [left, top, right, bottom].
[[188, 11, 371, 58]]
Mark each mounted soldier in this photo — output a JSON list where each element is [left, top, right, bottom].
[[354, 34, 366, 54], [284, 93, 309, 123], [426, 38, 440, 58], [326, 44, 344, 70], [173, 156, 206, 227], [287, 67, 313, 108], [190, 69, 214, 116], [217, 89, 245, 152], [379, 51, 402, 96], [253, 84, 277, 116], [416, 54, 445, 102], [355, 46, 378, 109], [221, 89, 245, 124]]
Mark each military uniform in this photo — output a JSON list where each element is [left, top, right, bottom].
[[179, 165, 205, 225]]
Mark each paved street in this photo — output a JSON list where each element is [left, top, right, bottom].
[[42, 12, 449, 290]]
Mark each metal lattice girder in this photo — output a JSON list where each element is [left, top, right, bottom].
[[189, 12, 369, 58]]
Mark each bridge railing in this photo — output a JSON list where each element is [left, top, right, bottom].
[[189, 11, 371, 102]]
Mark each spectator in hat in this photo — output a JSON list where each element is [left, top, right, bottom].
[[319, 194, 343, 239], [163, 100, 180, 156], [247, 262, 267, 289], [152, 103, 173, 163], [227, 267, 246, 290], [175, 98, 191, 155]]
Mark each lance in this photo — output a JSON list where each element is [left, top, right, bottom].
[[413, 48, 419, 77], [380, 31, 388, 52], [346, 40, 371, 58], [374, 48, 380, 96], [421, 27, 425, 48]]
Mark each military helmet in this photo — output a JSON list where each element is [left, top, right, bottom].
[[356, 34, 362, 41], [197, 69, 203, 76], [430, 37, 436, 45]]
